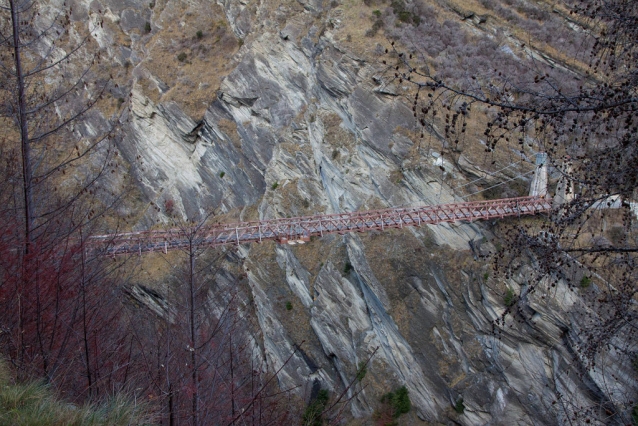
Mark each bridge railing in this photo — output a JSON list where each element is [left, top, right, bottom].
[[88, 196, 552, 256]]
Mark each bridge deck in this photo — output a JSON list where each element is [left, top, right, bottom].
[[88, 196, 552, 255]]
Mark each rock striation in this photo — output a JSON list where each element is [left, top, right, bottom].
[[46, 0, 638, 423]]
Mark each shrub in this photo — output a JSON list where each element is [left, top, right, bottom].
[[380, 386, 411, 418], [177, 52, 187, 62], [483, 272, 489, 281], [303, 389, 329, 426], [219, 171, 225, 178], [454, 397, 465, 414], [372, 9, 382, 17], [285, 301, 293, 311], [504, 287, 515, 307], [580, 276, 592, 288], [271, 181, 278, 190], [356, 361, 367, 381], [196, 30, 203, 39], [397, 10, 412, 22], [149, 0, 155, 8], [391, 0, 405, 14], [144, 21, 151, 33]]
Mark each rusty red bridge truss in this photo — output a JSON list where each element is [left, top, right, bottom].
[[89, 196, 552, 256], [88, 196, 551, 256]]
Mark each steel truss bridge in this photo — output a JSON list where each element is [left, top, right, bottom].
[[88, 196, 552, 256]]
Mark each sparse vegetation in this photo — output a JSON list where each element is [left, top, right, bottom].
[[356, 361, 367, 381], [380, 386, 411, 419], [365, 10, 383, 37], [454, 397, 465, 414], [504, 288, 515, 307], [271, 181, 279, 190], [177, 52, 187, 62], [391, 0, 420, 25], [196, 30, 203, 39], [0, 361, 147, 425], [302, 389, 329, 426]]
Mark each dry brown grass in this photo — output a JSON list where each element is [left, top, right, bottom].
[[217, 118, 242, 148], [140, 3, 241, 119]]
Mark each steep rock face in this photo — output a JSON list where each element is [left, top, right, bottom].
[[51, 0, 635, 423], [118, 87, 266, 222]]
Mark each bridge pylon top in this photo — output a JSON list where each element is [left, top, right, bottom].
[[529, 152, 549, 198]]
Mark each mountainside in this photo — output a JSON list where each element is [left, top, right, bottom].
[[28, 0, 637, 423]]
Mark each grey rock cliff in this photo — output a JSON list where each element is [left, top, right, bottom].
[[53, 0, 638, 423]]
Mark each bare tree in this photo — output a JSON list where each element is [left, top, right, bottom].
[[0, 0, 115, 246], [0, 0, 136, 406], [383, 0, 637, 423], [125, 220, 297, 425]]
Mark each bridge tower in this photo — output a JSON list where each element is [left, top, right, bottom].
[[529, 152, 548, 198]]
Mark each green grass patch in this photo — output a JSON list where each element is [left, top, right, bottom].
[[0, 361, 148, 425]]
